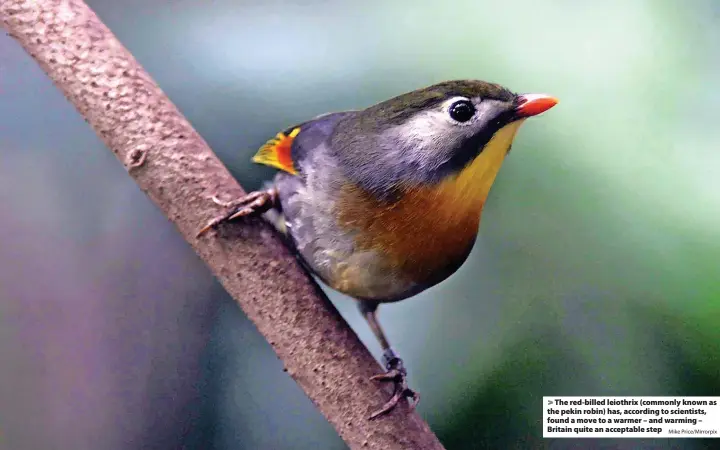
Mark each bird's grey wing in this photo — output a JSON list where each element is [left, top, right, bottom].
[[269, 111, 356, 284], [287, 111, 354, 170]]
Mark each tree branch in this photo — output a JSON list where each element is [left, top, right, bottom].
[[0, 1, 445, 449]]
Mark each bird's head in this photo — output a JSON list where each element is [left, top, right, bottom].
[[332, 80, 557, 196]]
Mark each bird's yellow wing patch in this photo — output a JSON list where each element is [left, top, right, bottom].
[[252, 127, 301, 174]]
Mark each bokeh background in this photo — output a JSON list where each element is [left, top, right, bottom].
[[1, 0, 718, 449]]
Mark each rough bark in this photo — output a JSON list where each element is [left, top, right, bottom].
[[0, 1, 445, 449]]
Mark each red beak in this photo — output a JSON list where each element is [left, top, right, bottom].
[[515, 93, 558, 118]]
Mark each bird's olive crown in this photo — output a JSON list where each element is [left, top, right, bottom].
[[357, 80, 517, 127]]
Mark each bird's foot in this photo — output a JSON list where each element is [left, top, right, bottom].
[[196, 188, 277, 237], [368, 349, 419, 420]]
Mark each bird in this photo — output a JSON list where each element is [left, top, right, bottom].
[[198, 80, 557, 419]]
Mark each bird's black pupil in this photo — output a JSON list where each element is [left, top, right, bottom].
[[449, 100, 475, 122]]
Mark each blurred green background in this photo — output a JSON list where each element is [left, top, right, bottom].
[[1, 0, 718, 449]]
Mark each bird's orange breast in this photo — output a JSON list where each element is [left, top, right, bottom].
[[337, 182, 483, 283]]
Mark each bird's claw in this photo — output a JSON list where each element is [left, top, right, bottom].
[[210, 195, 233, 207], [197, 189, 277, 237], [369, 367, 404, 382], [210, 190, 267, 208], [368, 355, 419, 420]]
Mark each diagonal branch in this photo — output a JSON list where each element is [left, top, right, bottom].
[[0, 1, 445, 449]]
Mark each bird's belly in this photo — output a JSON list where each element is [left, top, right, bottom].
[[321, 233, 477, 302], [301, 209, 480, 302]]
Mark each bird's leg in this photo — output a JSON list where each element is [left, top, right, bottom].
[[196, 187, 278, 237], [359, 301, 419, 419]]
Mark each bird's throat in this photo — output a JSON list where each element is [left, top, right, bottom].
[[436, 119, 526, 214]]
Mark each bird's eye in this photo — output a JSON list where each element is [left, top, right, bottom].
[[448, 100, 476, 123]]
